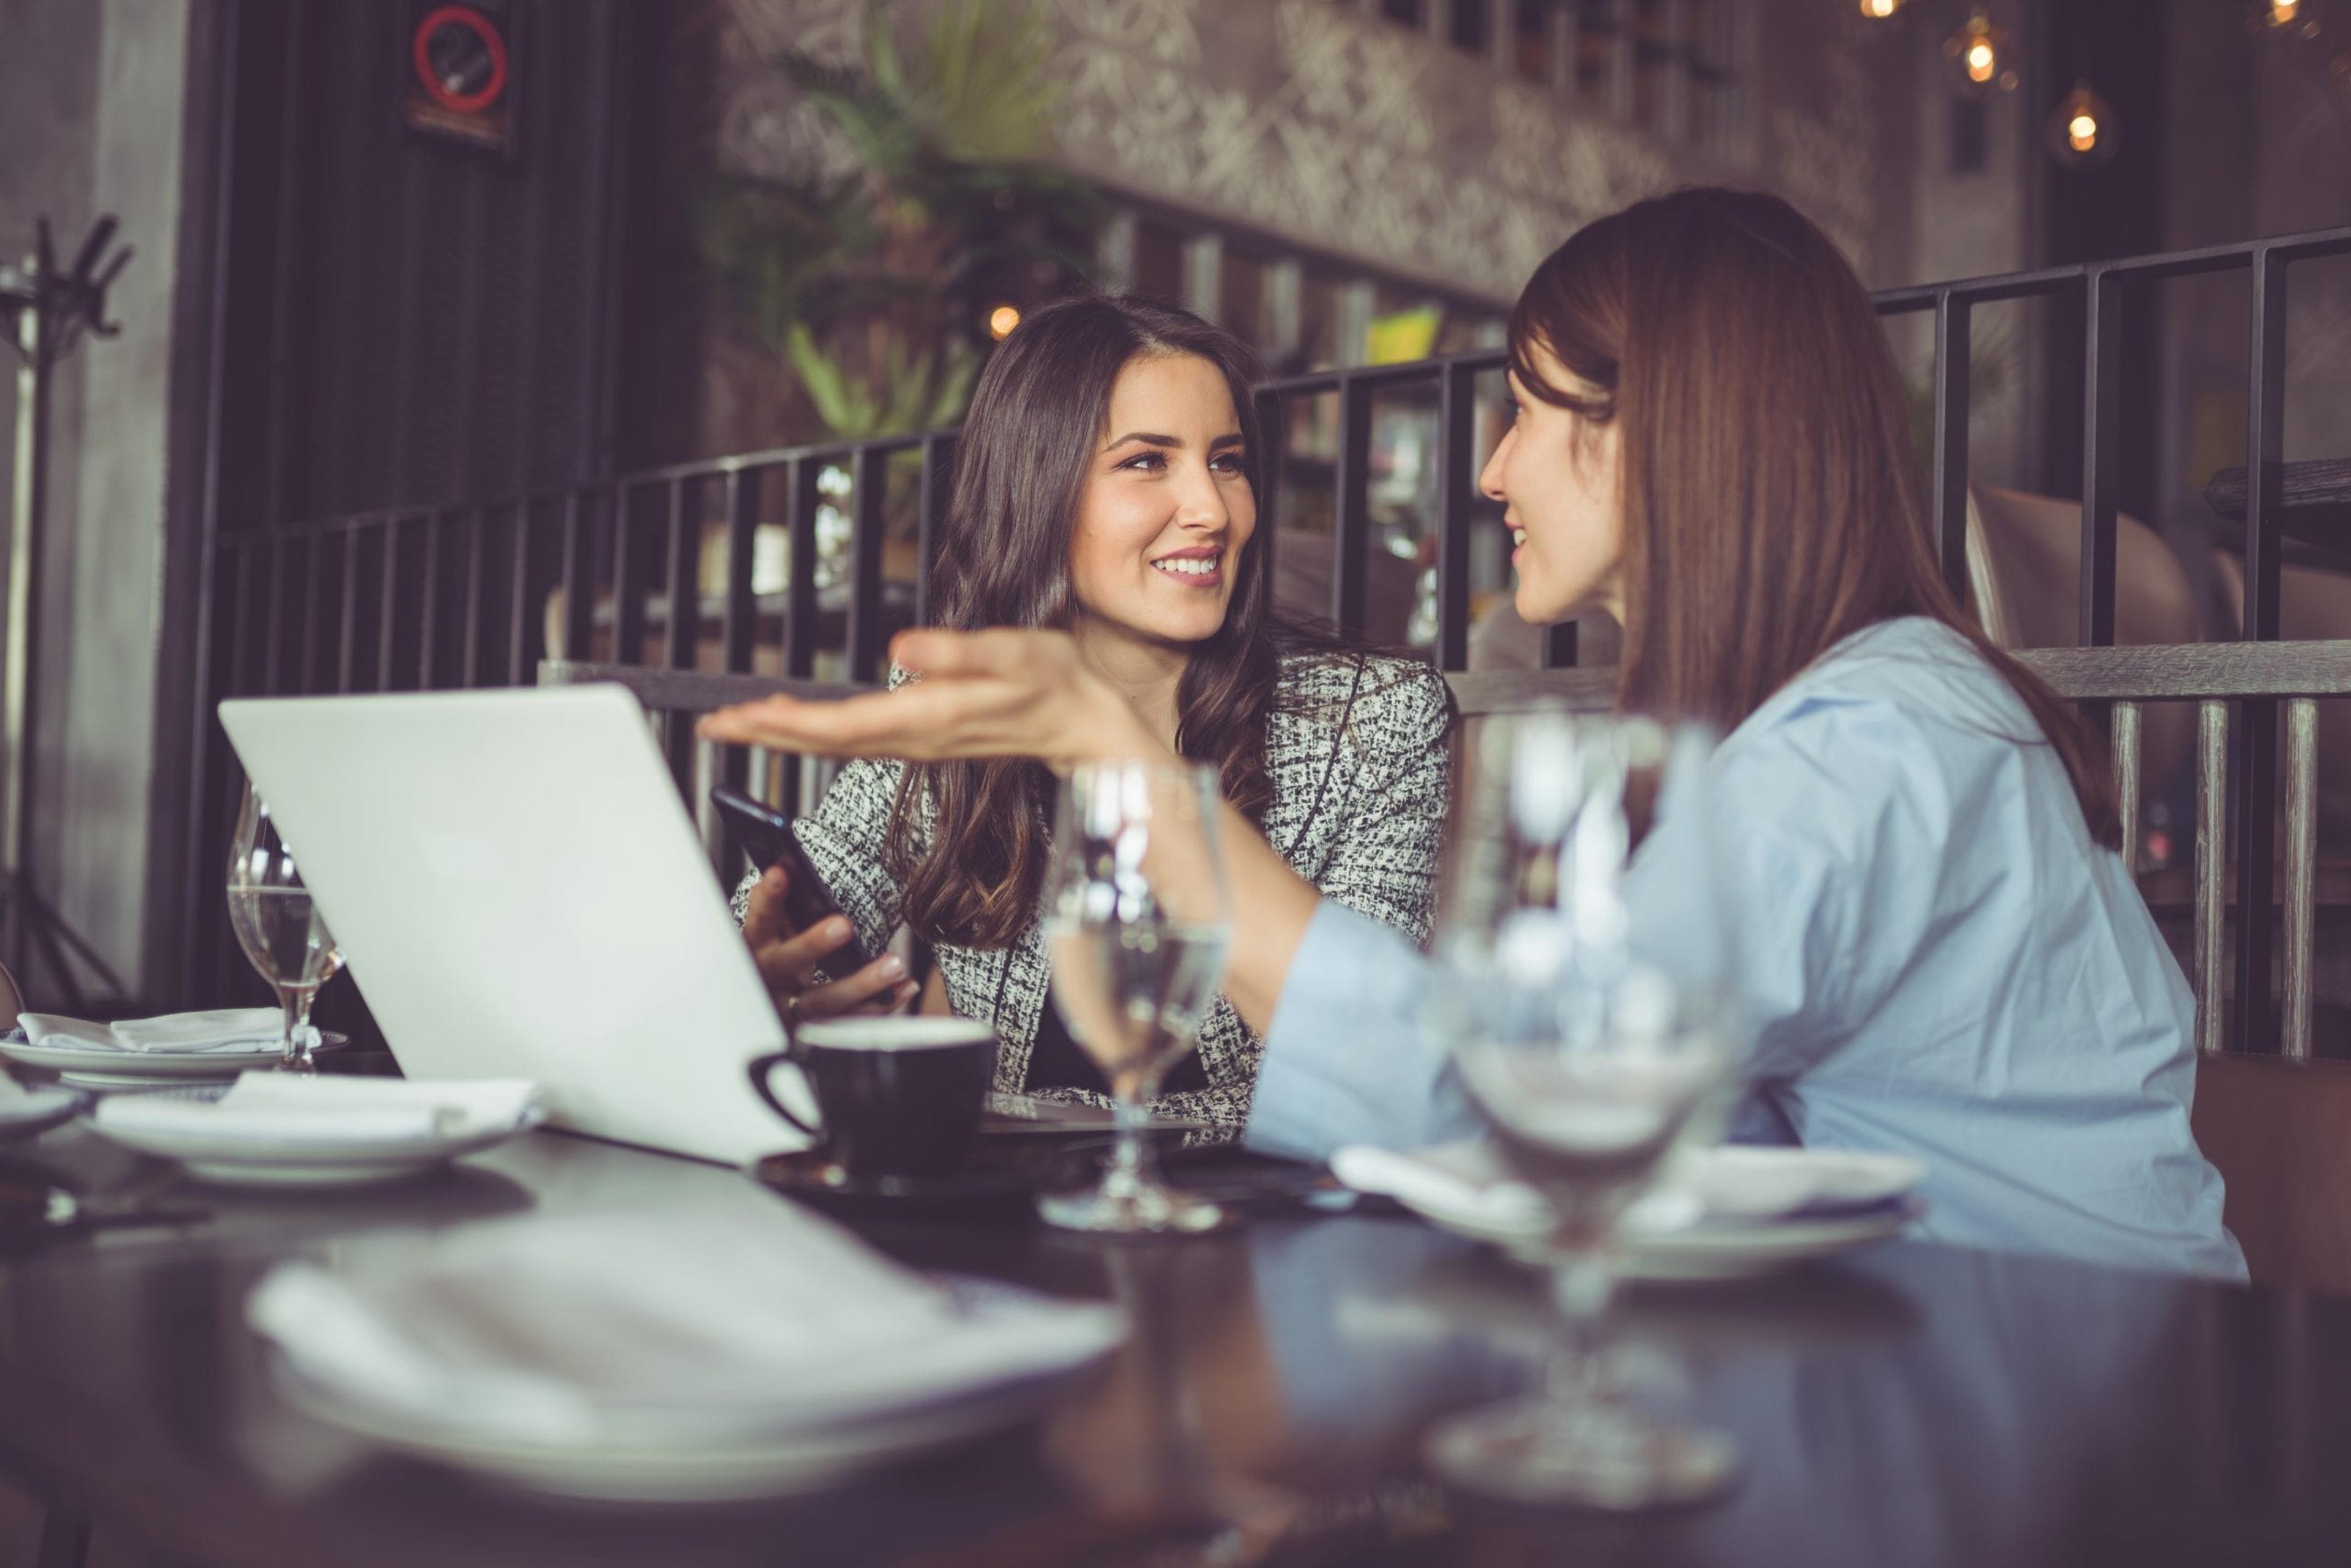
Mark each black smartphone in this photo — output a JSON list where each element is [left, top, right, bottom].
[[710, 785, 880, 971]]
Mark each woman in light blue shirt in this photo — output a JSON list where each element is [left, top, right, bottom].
[[704, 189, 2243, 1280]]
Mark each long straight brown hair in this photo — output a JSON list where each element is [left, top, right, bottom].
[[891, 294, 1282, 948], [1509, 187, 2119, 849]]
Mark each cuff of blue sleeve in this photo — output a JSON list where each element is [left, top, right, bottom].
[[1243, 900, 1469, 1161]]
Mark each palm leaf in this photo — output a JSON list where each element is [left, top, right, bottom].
[[911, 0, 1062, 166]]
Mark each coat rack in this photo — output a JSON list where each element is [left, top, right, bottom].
[[0, 216, 133, 1011]]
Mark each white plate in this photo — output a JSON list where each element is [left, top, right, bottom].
[[0, 1084, 85, 1141], [91, 1093, 543, 1188], [274, 1361, 1076, 1501], [1367, 1144, 1924, 1282], [266, 1288, 1108, 1501], [0, 1032, 348, 1089], [1526, 1202, 1920, 1280]]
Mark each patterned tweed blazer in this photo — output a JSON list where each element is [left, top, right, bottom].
[[734, 652, 1453, 1133]]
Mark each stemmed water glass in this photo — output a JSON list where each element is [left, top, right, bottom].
[[1038, 759, 1233, 1235], [1419, 709, 1744, 1508], [225, 782, 345, 1073]]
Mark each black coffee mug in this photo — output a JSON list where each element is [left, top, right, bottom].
[[747, 1016, 997, 1181]]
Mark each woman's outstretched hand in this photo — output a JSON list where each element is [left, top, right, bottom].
[[696, 628, 1169, 772], [705, 624, 1319, 1038]]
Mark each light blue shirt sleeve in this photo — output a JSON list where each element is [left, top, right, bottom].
[[1242, 900, 1469, 1161]]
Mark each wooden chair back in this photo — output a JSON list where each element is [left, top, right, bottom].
[[1966, 485, 2204, 794], [2191, 1054, 2351, 1292]]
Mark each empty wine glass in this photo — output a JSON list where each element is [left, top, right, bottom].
[[226, 782, 345, 1072], [1419, 710, 1744, 1508], [1038, 759, 1232, 1235]]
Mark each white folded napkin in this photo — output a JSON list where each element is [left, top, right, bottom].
[[19, 1008, 283, 1054], [96, 1073, 541, 1146], [1689, 1145, 1927, 1219], [1329, 1144, 1551, 1234], [246, 1206, 1126, 1448], [1332, 1141, 1926, 1236]]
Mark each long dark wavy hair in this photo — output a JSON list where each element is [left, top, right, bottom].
[[890, 294, 1282, 948], [1509, 187, 2119, 849]]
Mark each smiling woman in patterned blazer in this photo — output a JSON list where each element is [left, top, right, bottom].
[[732, 293, 1452, 1133]]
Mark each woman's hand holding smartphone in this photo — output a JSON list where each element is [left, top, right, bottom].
[[714, 787, 917, 1024], [738, 866, 918, 1022]]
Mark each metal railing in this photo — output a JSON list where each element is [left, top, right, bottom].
[[187, 226, 2351, 1047], [1873, 225, 2351, 1059]]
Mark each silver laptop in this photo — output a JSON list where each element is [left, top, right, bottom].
[[218, 685, 797, 1166]]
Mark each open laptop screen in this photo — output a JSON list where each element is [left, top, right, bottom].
[[219, 685, 793, 1165]]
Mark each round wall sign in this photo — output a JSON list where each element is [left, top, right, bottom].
[[411, 4, 508, 116]]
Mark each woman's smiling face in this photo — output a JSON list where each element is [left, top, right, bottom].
[[1480, 340, 1626, 627], [1066, 351, 1256, 651]]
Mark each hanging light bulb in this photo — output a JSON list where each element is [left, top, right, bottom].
[[2045, 81, 2120, 170], [1944, 9, 2020, 100], [2249, 0, 2322, 42], [1859, 0, 1907, 18], [988, 304, 1021, 340]]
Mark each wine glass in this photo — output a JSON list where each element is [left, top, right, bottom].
[[1419, 709, 1744, 1508], [1038, 759, 1232, 1235], [225, 782, 345, 1072]]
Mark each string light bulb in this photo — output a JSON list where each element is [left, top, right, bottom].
[[988, 304, 1021, 340], [2251, 0, 2321, 40], [1944, 9, 2020, 99], [2045, 81, 2120, 170], [1859, 0, 1906, 18]]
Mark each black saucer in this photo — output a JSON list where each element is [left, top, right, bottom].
[[751, 1138, 1085, 1221], [752, 1141, 1345, 1223]]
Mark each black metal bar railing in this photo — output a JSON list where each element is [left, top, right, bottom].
[[187, 224, 2351, 1039], [784, 458, 820, 680], [917, 432, 955, 628], [1871, 226, 2351, 1053], [377, 516, 401, 692], [847, 445, 891, 681], [1929, 292, 1971, 597], [1435, 360, 1477, 670], [2235, 247, 2294, 1057], [1251, 386, 1284, 596], [506, 499, 535, 687], [1330, 378, 1374, 634], [721, 468, 760, 675], [2079, 270, 2121, 649]]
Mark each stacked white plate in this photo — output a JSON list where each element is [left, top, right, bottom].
[[1332, 1141, 1925, 1281], [6, 1010, 348, 1089], [0, 1075, 83, 1142], [247, 1206, 1125, 1499], [91, 1073, 542, 1188]]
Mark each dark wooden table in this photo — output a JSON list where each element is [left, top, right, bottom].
[[2203, 457, 2351, 568], [1, 1124, 2348, 1568]]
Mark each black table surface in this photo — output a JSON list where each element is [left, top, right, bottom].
[[2, 1124, 2348, 1568]]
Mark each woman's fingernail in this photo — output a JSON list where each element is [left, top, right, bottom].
[[877, 955, 906, 980], [825, 917, 850, 940]]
